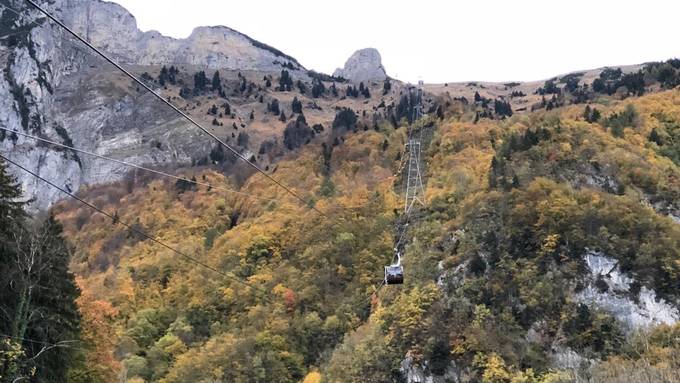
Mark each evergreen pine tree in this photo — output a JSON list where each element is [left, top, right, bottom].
[[278, 70, 293, 91], [210, 144, 226, 163], [488, 158, 498, 188], [649, 128, 663, 145], [346, 85, 359, 98], [591, 108, 601, 122], [311, 80, 325, 98], [592, 78, 605, 93], [383, 78, 391, 95], [179, 86, 191, 99], [167, 66, 178, 85], [24, 216, 81, 382], [269, 99, 280, 115], [211, 71, 222, 92], [0, 159, 80, 381], [361, 85, 371, 98], [0, 158, 26, 334], [296, 112, 306, 125], [0, 158, 25, 242], [494, 99, 513, 118], [158, 65, 168, 86], [292, 97, 303, 114], [297, 80, 307, 94], [193, 71, 208, 93]]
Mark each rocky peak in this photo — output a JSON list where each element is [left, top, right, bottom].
[[52, 0, 304, 71], [333, 48, 387, 83]]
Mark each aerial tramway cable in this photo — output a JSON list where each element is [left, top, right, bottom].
[[3, 0, 411, 310], [4, 0, 368, 235], [0, 333, 84, 351], [0, 153, 272, 301], [383, 84, 428, 286], [23, 0, 332, 220], [0, 127, 280, 204], [2, 2, 398, 212]]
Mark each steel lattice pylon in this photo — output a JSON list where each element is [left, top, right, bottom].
[[384, 82, 427, 286], [404, 138, 426, 213], [403, 84, 426, 214]]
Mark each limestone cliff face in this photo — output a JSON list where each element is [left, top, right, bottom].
[[577, 250, 679, 330], [334, 48, 387, 83], [54, 0, 304, 71], [0, 0, 305, 210], [1, 0, 83, 209]]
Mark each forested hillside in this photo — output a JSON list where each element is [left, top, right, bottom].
[[7, 90, 680, 382], [3, 86, 677, 382], [322, 89, 680, 382], [3, 1, 680, 381]]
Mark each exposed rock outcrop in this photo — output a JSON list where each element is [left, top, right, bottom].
[[0, 0, 305, 210], [333, 48, 387, 83], [401, 356, 462, 383], [54, 0, 304, 71], [576, 250, 679, 330]]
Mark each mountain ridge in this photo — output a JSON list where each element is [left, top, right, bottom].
[[1, 0, 678, 213], [54, 0, 306, 71]]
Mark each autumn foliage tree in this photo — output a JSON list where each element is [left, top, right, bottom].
[[42, 88, 680, 382]]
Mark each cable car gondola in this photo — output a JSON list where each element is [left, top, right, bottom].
[[384, 252, 404, 285]]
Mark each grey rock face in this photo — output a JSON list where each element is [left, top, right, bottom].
[[400, 357, 461, 383], [576, 250, 679, 330], [0, 0, 304, 210], [52, 0, 304, 71], [333, 48, 387, 83], [0, 1, 84, 211], [671, 213, 680, 224]]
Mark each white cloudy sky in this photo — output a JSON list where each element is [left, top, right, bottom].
[[115, 0, 679, 83]]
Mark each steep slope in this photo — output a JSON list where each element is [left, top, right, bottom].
[[0, 0, 310, 210], [53, 121, 405, 381], [3, 0, 677, 213], [323, 90, 680, 382], [1, 0, 389, 209], [2, 2, 680, 381], [48, 87, 680, 382]]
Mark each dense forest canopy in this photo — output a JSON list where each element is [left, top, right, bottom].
[[2, 84, 680, 382]]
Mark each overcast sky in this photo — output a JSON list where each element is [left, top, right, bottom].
[[114, 0, 679, 84]]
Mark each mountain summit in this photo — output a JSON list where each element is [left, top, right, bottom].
[[334, 48, 387, 83]]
